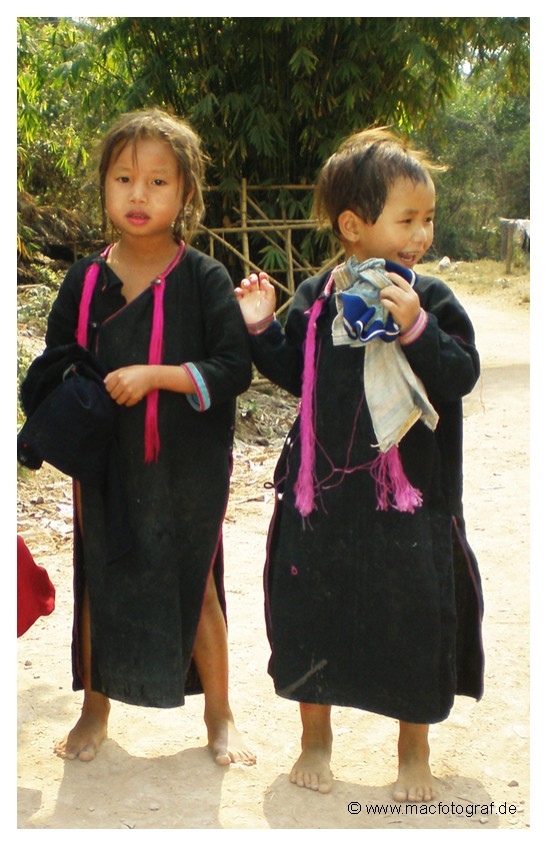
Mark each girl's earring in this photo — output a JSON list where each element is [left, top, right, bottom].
[[172, 208, 184, 242]]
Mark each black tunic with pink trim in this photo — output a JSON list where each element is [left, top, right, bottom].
[[46, 247, 252, 707], [250, 269, 484, 725]]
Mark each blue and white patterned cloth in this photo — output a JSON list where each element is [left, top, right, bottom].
[[331, 257, 439, 452]]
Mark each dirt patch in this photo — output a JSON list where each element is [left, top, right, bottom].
[[17, 260, 530, 829]]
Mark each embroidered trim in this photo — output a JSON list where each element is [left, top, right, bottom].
[[182, 363, 211, 411]]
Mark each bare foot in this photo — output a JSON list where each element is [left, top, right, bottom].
[[290, 745, 333, 793], [290, 702, 333, 793], [393, 758, 438, 802], [393, 721, 437, 802], [205, 712, 256, 766], [54, 694, 110, 762]]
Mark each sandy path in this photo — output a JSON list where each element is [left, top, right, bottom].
[[17, 285, 530, 830]]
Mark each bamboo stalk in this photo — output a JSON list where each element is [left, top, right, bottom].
[[200, 225, 292, 296], [241, 178, 250, 277], [198, 222, 316, 234], [286, 227, 295, 294], [197, 181, 325, 311], [245, 194, 316, 274], [205, 184, 315, 192]]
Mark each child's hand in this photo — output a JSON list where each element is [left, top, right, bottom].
[[234, 272, 276, 326], [105, 365, 156, 407], [381, 273, 421, 334]]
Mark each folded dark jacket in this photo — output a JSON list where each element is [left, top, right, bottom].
[[18, 344, 133, 561], [18, 344, 116, 484]]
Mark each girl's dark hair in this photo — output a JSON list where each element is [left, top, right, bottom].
[[97, 108, 208, 244], [313, 127, 442, 236]]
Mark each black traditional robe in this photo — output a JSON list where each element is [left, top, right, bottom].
[[45, 246, 252, 707], [250, 269, 484, 724]]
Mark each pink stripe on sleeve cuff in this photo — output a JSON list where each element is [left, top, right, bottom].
[[399, 308, 428, 346], [247, 314, 275, 335]]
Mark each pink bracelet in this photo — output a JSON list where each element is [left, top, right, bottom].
[[399, 308, 428, 346], [247, 314, 275, 335]]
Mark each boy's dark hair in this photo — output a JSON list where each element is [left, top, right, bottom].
[[97, 108, 208, 244], [313, 127, 442, 236]]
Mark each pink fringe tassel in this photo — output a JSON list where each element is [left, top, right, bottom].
[[370, 445, 423, 513], [76, 263, 100, 347], [294, 295, 325, 517], [144, 280, 165, 464], [292, 277, 423, 516]]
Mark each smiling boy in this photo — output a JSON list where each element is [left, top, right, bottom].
[[236, 128, 484, 800]]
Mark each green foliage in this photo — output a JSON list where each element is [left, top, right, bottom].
[[417, 56, 529, 259], [17, 16, 530, 269], [86, 17, 530, 188], [17, 340, 34, 429], [258, 244, 288, 273], [17, 17, 131, 217], [17, 219, 39, 262], [17, 282, 58, 332]]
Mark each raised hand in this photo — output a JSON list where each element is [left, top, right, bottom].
[[234, 272, 276, 327]]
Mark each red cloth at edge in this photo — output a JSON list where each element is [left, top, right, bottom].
[[17, 535, 55, 637]]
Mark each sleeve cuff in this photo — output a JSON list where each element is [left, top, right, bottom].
[[247, 313, 275, 335], [181, 362, 211, 411], [399, 308, 428, 346]]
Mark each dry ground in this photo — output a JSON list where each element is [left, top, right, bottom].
[[16, 259, 531, 831]]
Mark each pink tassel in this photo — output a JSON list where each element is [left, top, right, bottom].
[[294, 295, 326, 516], [76, 262, 101, 347], [142, 242, 185, 463], [144, 280, 165, 464], [144, 390, 161, 463], [76, 246, 113, 346], [370, 445, 423, 513]]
